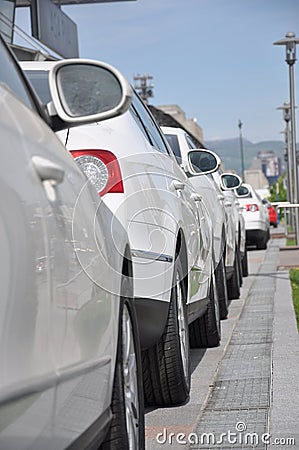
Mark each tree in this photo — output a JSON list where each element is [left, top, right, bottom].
[[269, 174, 287, 203]]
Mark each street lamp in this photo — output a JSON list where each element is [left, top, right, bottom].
[[238, 119, 245, 180], [277, 102, 293, 227], [274, 32, 299, 245]]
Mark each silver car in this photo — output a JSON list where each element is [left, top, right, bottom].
[[0, 36, 144, 449]]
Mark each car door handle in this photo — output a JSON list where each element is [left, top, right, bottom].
[[218, 194, 224, 201], [224, 200, 232, 206], [171, 180, 185, 191], [191, 193, 202, 202], [32, 156, 65, 185]]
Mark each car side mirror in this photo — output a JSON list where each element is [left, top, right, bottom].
[[186, 149, 221, 176], [220, 173, 242, 190], [47, 59, 133, 127], [236, 185, 250, 197]]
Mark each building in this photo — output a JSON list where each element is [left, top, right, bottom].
[[156, 104, 204, 146], [247, 150, 281, 187], [0, 0, 136, 60], [244, 169, 269, 193], [149, 104, 204, 149]]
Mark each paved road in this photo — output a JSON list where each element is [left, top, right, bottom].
[[145, 237, 299, 450]]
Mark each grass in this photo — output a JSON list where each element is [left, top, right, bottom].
[[287, 238, 296, 246], [290, 268, 299, 331]]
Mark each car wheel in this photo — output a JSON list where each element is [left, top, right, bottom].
[[102, 277, 144, 450], [215, 253, 229, 319], [227, 247, 241, 300], [142, 257, 190, 407], [189, 271, 221, 348], [241, 246, 249, 277]]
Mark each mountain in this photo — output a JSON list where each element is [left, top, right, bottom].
[[204, 138, 285, 175]]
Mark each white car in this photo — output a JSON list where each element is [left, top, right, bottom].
[[162, 126, 243, 309], [3, 40, 144, 449], [22, 60, 227, 407], [236, 183, 270, 250], [212, 170, 248, 299]]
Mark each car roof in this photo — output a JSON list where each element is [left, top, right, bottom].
[[20, 61, 57, 71], [161, 126, 185, 135]]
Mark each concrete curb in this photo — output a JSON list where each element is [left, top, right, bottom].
[[269, 267, 299, 446]]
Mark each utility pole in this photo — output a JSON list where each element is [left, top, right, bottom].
[[238, 119, 245, 180], [277, 102, 293, 228], [274, 32, 299, 245], [133, 74, 154, 104]]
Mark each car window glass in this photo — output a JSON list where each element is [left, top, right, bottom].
[[0, 41, 34, 109], [164, 134, 182, 162], [130, 103, 150, 142], [186, 134, 197, 149], [25, 70, 51, 104], [132, 93, 169, 154]]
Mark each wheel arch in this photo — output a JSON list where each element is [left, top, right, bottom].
[[175, 228, 188, 303]]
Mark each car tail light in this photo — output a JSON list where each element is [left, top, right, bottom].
[[70, 150, 124, 196], [246, 204, 259, 212]]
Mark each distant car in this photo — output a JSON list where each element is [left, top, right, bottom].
[[2, 37, 144, 449], [236, 183, 270, 250], [162, 126, 244, 309], [263, 199, 278, 228], [22, 60, 226, 408]]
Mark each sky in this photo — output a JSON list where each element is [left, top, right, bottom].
[[15, 0, 299, 143]]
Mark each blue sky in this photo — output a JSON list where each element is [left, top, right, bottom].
[[15, 0, 299, 143]]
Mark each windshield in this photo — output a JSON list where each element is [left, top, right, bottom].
[[25, 70, 51, 104]]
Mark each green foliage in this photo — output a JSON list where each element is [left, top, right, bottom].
[[269, 174, 287, 203], [290, 268, 299, 331]]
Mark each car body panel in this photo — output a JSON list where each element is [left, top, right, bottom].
[[237, 183, 270, 246], [1, 42, 132, 448], [21, 62, 216, 351], [161, 127, 226, 269]]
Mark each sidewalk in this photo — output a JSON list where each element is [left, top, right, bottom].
[[145, 237, 299, 449]]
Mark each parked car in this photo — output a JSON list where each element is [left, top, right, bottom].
[[22, 60, 227, 407], [236, 183, 270, 250], [161, 126, 244, 308], [263, 199, 278, 228], [212, 169, 248, 291], [2, 37, 144, 449]]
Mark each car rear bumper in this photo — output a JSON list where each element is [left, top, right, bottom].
[[245, 219, 267, 232]]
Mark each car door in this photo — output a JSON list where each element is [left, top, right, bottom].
[[0, 41, 56, 447], [0, 40, 117, 448], [130, 94, 211, 304]]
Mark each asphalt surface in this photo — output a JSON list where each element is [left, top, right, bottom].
[[145, 230, 299, 450]]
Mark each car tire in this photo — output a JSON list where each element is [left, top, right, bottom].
[[142, 257, 190, 407], [102, 276, 145, 450], [189, 272, 221, 348], [227, 247, 241, 300], [241, 246, 249, 277], [215, 254, 229, 319]]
